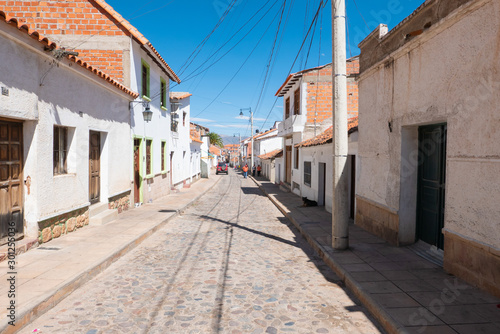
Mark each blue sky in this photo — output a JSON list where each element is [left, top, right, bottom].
[[107, 0, 422, 139]]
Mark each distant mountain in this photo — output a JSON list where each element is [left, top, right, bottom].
[[221, 135, 241, 146]]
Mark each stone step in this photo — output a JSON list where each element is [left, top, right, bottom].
[[89, 209, 118, 226], [89, 202, 109, 218]]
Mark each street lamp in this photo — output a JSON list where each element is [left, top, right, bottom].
[[239, 108, 253, 169], [142, 103, 152, 122], [233, 132, 241, 166]]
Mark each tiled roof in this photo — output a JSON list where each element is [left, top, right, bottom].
[[254, 128, 277, 140], [209, 145, 222, 155], [275, 56, 359, 97], [190, 135, 203, 144], [90, 1, 180, 83], [295, 116, 359, 148], [0, 11, 139, 98], [170, 92, 192, 100], [258, 149, 283, 160]]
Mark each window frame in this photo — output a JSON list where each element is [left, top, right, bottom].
[[293, 88, 300, 115], [145, 138, 153, 178], [141, 59, 150, 99], [53, 126, 68, 175], [285, 97, 290, 119], [304, 161, 312, 186], [161, 141, 166, 173], [294, 146, 299, 169], [160, 77, 167, 110]]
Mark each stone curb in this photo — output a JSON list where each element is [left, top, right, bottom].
[[251, 177, 408, 334], [4, 176, 222, 334]]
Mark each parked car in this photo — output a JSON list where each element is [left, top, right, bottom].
[[216, 162, 228, 175]]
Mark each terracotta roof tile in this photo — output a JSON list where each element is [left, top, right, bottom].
[[0, 11, 139, 98], [170, 92, 192, 100], [190, 135, 202, 144], [295, 116, 359, 148], [254, 128, 277, 140], [91, 1, 180, 83], [258, 149, 283, 160]]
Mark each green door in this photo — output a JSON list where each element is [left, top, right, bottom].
[[417, 124, 447, 249]]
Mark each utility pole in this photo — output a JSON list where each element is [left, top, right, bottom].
[[240, 108, 253, 169], [332, 0, 349, 250]]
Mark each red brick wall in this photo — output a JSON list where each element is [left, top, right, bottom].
[[1, 0, 129, 82], [304, 58, 359, 125]]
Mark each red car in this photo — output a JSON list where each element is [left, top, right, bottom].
[[216, 162, 228, 175]]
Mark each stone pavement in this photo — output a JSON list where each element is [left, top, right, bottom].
[[250, 175, 500, 334], [0, 175, 222, 334]]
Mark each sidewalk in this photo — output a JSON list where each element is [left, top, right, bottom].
[[0, 176, 221, 334], [250, 176, 500, 334]]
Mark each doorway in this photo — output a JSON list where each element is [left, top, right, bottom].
[[417, 124, 447, 250], [318, 162, 326, 206], [133, 138, 142, 204], [285, 145, 292, 184], [89, 131, 101, 204], [349, 155, 356, 219], [0, 120, 23, 244]]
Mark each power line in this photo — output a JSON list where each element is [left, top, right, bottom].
[[193, 6, 282, 119]]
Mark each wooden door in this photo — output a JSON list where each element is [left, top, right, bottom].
[[0, 120, 23, 244], [417, 124, 447, 249], [133, 138, 141, 204], [285, 145, 292, 184], [89, 131, 100, 204]]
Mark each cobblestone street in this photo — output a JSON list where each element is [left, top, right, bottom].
[[24, 171, 383, 334]]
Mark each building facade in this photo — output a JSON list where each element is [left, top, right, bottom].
[[0, 12, 137, 247], [357, 0, 500, 297]]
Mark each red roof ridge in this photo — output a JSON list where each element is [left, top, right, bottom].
[[92, 1, 180, 83], [190, 135, 203, 144], [295, 116, 358, 148], [0, 10, 139, 98]]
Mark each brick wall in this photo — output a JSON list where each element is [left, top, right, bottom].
[[1, 0, 129, 82], [304, 58, 359, 125]]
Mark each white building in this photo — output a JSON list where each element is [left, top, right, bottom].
[[2, 1, 181, 206], [294, 118, 358, 213], [190, 123, 210, 178], [357, 0, 500, 297], [0, 13, 137, 246], [169, 92, 193, 190], [252, 126, 283, 169], [258, 149, 283, 184], [275, 59, 359, 195]]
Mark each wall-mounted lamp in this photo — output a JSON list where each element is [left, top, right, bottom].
[[142, 103, 153, 122]]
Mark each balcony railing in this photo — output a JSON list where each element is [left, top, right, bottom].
[[277, 114, 307, 137]]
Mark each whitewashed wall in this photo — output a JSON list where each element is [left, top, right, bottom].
[[0, 26, 132, 237]]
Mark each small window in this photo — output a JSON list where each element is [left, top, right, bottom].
[[141, 60, 150, 98], [53, 126, 68, 175], [294, 147, 299, 169], [146, 139, 152, 176], [160, 78, 167, 108], [183, 112, 187, 126], [304, 161, 311, 186], [161, 141, 166, 172], [293, 88, 300, 115], [285, 97, 290, 119], [171, 119, 178, 133]]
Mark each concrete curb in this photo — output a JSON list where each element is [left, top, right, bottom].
[[251, 178, 408, 334], [5, 176, 222, 334]]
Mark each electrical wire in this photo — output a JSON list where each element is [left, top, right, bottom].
[[192, 7, 282, 119]]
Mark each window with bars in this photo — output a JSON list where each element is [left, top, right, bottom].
[[293, 88, 300, 115], [285, 97, 290, 119], [161, 141, 166, 172], [53, 126, 68, 175], [146, 139, 152, 176], [304, 161, 311, 186], [141, 60, 150, 98]]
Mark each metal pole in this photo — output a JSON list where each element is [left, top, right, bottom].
[[250, 109, 254, 171], [332, 0, 349, 250]]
